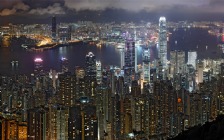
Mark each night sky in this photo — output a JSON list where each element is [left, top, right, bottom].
[[0, 0, 224, 24]]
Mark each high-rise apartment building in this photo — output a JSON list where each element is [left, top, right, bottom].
[[58, 72, 76, 107]]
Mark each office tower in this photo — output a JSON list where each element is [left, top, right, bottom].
[[158, 17, 167, 69], [187, 51, 197, 69], [142, 46, 151, 83], [58, 25, 71, 42], [118, 44, 125, 69], [170, 50, 185, 74], [196, 60, 203, 84], [170, 51, 177, 78], [85, 52, 96, 82], [134, 28, 138, 72], [85, 52, 97, 97], [58, 72, 76, 106], [96, 60, 102, 85], [177, 51, 185, 74], [124, 39, 135, 85], [52, 16, 56, 42], [34, 58, 43, 77], [61, 57, 69, 73]]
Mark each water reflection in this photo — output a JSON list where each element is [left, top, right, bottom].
[[2, 35, 10, 47]]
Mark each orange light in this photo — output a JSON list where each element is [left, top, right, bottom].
[[178, 98, 182, 103]]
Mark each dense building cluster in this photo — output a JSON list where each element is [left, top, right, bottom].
[[0, 17, 224, 140]]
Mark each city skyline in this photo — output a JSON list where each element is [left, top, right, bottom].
[[1, 1, 224, 137]]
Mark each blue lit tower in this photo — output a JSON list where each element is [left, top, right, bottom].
[[52, 16, 57, 42], [142, 46, 151, 83], [158, 17, 167, 69], [124, 38, 135, 85]]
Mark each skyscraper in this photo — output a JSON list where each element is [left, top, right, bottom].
[[158, 17, 167, 69], [169, 50, 185, 74], [188, 51, 197, 69], [34, 58, 43, 77], [142, 46, 151, 83], [58, 72, 76, 107], [52, 16, 57, 42], [61, 57, 69, 73], [85, 52, 96, 82], [96, 60, 102, 85], [85, 52, 97, 97], [124, 39, 135, 85], [177, 50, 185, 74]]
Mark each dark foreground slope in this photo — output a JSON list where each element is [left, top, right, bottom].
[[169, 115, 224, 140]]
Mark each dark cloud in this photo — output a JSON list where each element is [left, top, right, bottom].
[[0, 2, 29, 16], [0, 0, 224, 19], [28, 3, 65, 15]]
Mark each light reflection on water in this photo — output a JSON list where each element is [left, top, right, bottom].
[[0, 28, 221, 75]]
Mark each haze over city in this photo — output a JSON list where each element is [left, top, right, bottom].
[[1, 0, 224, 24]]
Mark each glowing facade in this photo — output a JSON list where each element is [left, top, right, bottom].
[[177, 51, 185, 74], [159, 17, 167, 69], [142, 46, 151, 83], [96, 61, 102, 85], [188, 51, 197, 69], [34, 58, 43, 77]]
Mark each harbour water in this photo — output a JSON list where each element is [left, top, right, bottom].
[[0, 28, 221, 75]]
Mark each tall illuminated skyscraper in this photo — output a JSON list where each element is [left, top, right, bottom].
[[177, 51, 185, 74], [142, 46, 150, 83], [58, 72, 76, 107], [96, 60, 102, 85], [124, 39, 135, 85], [85, 52, 97, 97], [158, 17, 167, 69], [52, 16, 57, 42], [169, 50, 185, 74], [85, 52, 96, 82], [188, 51, 197, 69], [34, 58, 43, 77]]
